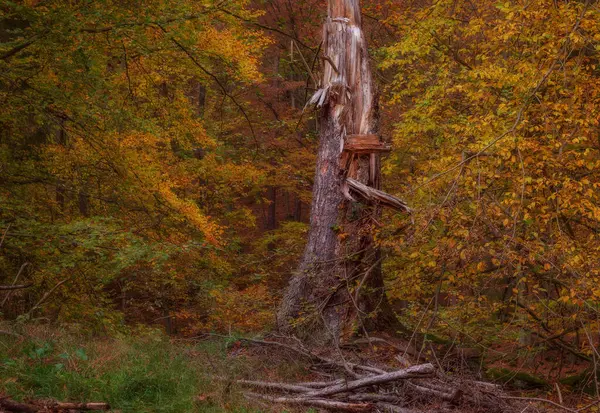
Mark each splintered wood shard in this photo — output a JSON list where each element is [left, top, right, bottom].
[[346, 178, 412, 212]]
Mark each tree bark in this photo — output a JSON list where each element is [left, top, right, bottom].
[[277, 0, 402, 342]]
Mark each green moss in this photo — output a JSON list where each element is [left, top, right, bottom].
[[486, 367, 549, 389], [560, 370, 600, 395], [422, 333, 451, 345]]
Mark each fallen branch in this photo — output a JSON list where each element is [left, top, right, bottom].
[[303, 364, 435, 398], [0, 284, 32, 291], [0, 398, 109, 412], [220, 377, 313, 393], [347, 393, 403, 403], [244, 392, 372, 412], [375, 403, 422, 413], [50, 402, 110, 410], [500, 395, 578, 413], [297, 378, 346, 388], [408, 382, 459, 402]]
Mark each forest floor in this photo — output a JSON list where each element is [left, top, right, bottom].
[[0, 326, 595, 412]]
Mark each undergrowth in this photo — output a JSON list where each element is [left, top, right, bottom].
[[0, 326, 264, 412]]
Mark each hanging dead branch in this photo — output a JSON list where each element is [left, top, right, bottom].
[[346, 178, 412, 212]]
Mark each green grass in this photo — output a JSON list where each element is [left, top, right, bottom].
[[0, 327, 263, 412]]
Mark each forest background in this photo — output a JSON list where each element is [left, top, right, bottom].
[[2, 0, 600, 406]]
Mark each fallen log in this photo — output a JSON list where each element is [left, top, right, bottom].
[[0, 398, 109, 412], [0, 398, 37, 413]]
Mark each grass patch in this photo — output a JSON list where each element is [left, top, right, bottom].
[[0, 327, 262, 412]]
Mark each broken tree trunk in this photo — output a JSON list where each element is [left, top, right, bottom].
[[277, 0, 409, 342]]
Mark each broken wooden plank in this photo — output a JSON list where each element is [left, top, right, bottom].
[[345, 178, 411, 213], [344, 134, 391, 153]]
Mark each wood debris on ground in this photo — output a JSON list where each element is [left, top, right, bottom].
[[219, 336, 517, 413]]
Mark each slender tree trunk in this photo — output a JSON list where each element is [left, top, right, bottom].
[[55, 122, 67, 212], [277, 0, 401, 343], [266, 186, 277, 230]]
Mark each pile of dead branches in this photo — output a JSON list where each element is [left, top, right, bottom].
[[226, 337, 512, 413], [0, 397, 109, 413]]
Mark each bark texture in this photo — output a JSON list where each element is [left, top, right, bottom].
[[277, 0, 402, 342]]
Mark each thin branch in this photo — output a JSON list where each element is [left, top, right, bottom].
[[217, 8, 316, 51], [292, 40, 318, 86], [501, 396, 577, 413], [217, 377, 313, 393], [0, 224, 10, 249], [80, 12, 216, 33], [157, 25, 259, 154], [1, 262, 29, 307], [27, 277, 70, 316], [321, 55, 339, 75], [0, 36, 38, 61]]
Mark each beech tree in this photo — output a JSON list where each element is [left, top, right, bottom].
[[277, 0, 409, 342]]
